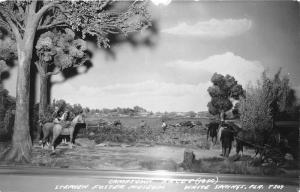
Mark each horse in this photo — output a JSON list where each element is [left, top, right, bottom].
[[220, 127, 235, 157], [42, 113, 85, 151], [206, 122, 219, 144], [235, 129, 264, 157], [41, 111, 69, 148]]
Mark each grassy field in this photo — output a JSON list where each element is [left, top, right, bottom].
[[0, 114, 297, 176], [84, 115, 211, 147], [86, 115, 211, 129]]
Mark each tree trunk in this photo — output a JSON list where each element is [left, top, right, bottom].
[[5, 22, 37, 162], [220, 110, 225, 122], [5, 48, 32, 162], [37, 73, 48, 141], [39, 72, 49, 116]]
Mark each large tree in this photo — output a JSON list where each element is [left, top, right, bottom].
[[207, 73, 244, 121], [35, 28, 89, 131], [0, 0, 150, 162]]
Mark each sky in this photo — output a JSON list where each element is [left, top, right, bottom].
[[3, 1, 300, 112]]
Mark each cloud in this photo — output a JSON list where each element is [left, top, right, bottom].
[[150, 0, 172, 6], [162, 18, 252, 38], [166, 52, 264, 86], [52, 81, 211, 112], [51, 52, 264, 112]]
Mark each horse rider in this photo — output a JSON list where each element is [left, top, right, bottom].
[[53, 108, 71, 144], [52, 106, 60, 123], [220, 121, 234, 157], [39, 106, 61, 146]]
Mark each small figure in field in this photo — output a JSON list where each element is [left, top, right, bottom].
[[161, 120, 168, 133], [140, 120, 146, 129], [220, 122, 234, 157]]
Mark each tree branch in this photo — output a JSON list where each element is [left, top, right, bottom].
[[72, 57, 89, 68], [35, 1, 63, 20], [99, 0, 112, 11], [37, 21, 67, 31], [34, 61, 45, 75], [46, 67, 61, 77], [0, 9, 21, 41]]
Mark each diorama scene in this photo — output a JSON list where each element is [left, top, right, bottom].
[[0, 0, 299, 177]]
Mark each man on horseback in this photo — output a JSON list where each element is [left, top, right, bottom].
[[54, 109, 72, 144], [220, 121, 234, 157]]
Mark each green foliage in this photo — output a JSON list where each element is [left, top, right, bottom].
[[90, 124, 137, 144], [261, 70, 297, 118], [72, 104, 83, 115], [240, 86, 272, 134], [35, 28, 89, 74], [232, 103, 240, 118], [38, 99, 84, 123], [207, 73, 244, 117], [38, 105, 55, 124], [1, 1, 151, 47], [240, 69, 297, 133], [187, 111, 197, 118], [0, 37, 17, 76], [0, 37, 16, 60], [0, 86, 15, 139], [1, 0, 151, 77], [61, 1, 151, 48], [0, 60, 8, 74], [91, 106, 148, 116]]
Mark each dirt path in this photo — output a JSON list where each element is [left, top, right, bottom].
[[30, 139, 228, 171]]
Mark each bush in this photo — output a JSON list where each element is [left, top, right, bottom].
[[239, 70, 299, 161], [89, 124, 137, 144]]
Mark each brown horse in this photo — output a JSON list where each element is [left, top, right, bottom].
[[42, 114, 85, 151]]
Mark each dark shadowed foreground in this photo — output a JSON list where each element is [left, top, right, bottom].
[[0, 138, 298, 177]]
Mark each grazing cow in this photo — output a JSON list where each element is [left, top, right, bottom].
[[180, 121, 196, 128], [113, 120, 122, 127], [139, 120, 147, 129], [206, 122, 219, 144]]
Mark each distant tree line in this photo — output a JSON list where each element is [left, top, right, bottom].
[[89, 105, 149, 117]]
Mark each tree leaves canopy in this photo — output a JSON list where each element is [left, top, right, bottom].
[[240, 69, 298, 132], [0, 36, 17, 75], [35, 28, 89, 75], [207, 73, 244, 116], [0, 0, 151, 47]]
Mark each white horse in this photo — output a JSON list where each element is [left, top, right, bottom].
[[50, 113, 85, 151]]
